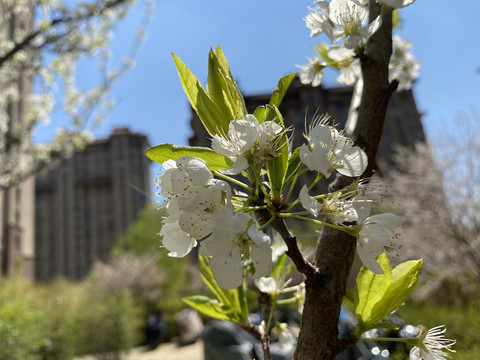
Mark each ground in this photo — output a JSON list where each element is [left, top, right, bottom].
[[126, 341, 203, 360]]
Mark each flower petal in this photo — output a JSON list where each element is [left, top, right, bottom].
[[160, 221, 197, 258], [248, 226, 273, 279], [299, 185, 323, 217], [356, 241, 384, 274], [210, 246, 243, 289], [336, 146, 368, 177]]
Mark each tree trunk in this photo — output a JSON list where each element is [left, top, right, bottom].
[[292, 2, 397, 359]]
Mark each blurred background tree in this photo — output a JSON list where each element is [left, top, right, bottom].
[[0, 0, 152, 189]]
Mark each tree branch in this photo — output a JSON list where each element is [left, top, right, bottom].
[[0, 0, 128, 67]]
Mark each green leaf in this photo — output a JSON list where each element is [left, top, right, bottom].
[[145, 144, 233, 171], [269, 73, 296, 108], [253, 105, 277, 124], [369, 258, 423, 325], [172, 53, 226, 136], [281, 148, 302, 192], [354, 254, 423, 330], [198, 255, 248, 325], [183, 296, 237, 322], [355, 254, 393, 326], [213, 46, 247, 119], [206, 49, 236, 131]]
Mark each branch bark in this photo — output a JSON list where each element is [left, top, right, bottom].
[[291, 2, 397, 359]]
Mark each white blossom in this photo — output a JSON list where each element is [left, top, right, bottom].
[[390, 36, 420, 90], [212, 114, 284, 173], [297, 57, 325, 87], [329, 0, 382, 48], [157, 156, 231, 258], [409, 325, 456, 360], [305, 1, 343, 42], [201, 207, 272, 289], [300, 114, 368, 178]]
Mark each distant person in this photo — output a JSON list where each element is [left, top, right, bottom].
[[145, 310, 167, 350]]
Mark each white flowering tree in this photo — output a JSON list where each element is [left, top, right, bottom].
[[147, 1, 455, 359], [0, 0, 152, 189]]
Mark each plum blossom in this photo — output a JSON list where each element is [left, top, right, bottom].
[[409, 325, 455, 360], [300, 184, 371, 224], [356, 211, 402, 274], [157, 156, 231, 257], [305, 1, 343, 42], [299, 114, 368, 178], [297, 57, 326, 87], [329, 0, 382, 48], [201, 206, 272, 289], [212, 114, 283, 174], [327, 46, 361, 85], [390, 36, 420, 90]]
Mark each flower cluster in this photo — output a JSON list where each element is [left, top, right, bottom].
[[298, 0, 419, 89], [157, 156, 272, 289]]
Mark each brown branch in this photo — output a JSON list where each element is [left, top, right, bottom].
[[293, 2, 396, 359], [270, 217, 318, 280]]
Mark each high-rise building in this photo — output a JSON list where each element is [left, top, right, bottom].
[[35, 128, 151, 281], [189, 78, 425, 174], [0, 1, 35, 279]]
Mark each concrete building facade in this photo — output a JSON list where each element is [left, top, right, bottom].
[[35, 128, 151, 281]]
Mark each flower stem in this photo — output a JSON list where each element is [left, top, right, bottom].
[[285, 166, 306, 204], [214, 171, 252, 190]]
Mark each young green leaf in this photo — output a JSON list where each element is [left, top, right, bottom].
[[206, 49, 236, 128], [265, 106, 289, 197], [354, 254, 423, 330], [281, 148, 302, 192], [183, 296, 239, 322], [213, 45, 247, 119], [145, 144, 233, 171], [172, 53, 227, 136], [269, 73, 296, 108]]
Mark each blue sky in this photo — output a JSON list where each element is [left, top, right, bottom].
[[36, 0, 480, 165]]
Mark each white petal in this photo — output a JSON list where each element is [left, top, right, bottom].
[[336, 146, 368, 177], [248, 227, 273, 279], [160, 222, 197, 257], [220, 156, 249, 175], [357, 241, 384, 274], [179, 211, 215, 239], [409, 346, 421, 360], [360, 223, 392, 250], [358, 15, 382, 39], [299, 185, 322, 217], [300, 144, 330, 176], [255, 276, 277, 293], [177, 156, 213, 186], [210, 247, 243, 289], [327, 47, 355, 62], [366, 213, 402, 228], [352, 199, 371, 223]]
